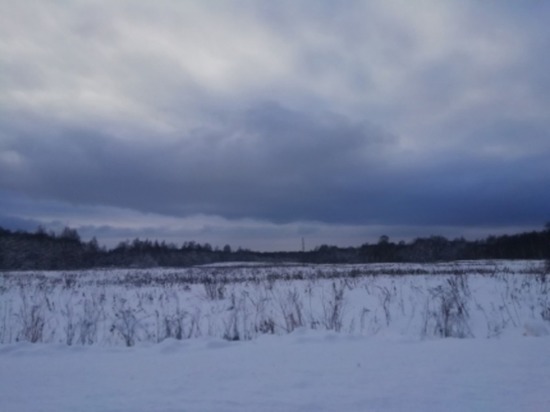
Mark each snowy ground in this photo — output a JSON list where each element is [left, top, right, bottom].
[[1, 260, 549, 344], [1, 331, 549, 412], [1, 261, 549, 411]]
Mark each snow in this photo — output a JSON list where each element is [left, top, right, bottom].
[[1, 260, 549, 411], [2, 261, 549, 344], [1, 331, 549, 412]]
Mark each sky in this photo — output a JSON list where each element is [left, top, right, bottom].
[[1, 0, 549, 251]]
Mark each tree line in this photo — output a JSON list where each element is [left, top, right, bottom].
[[0, 224, 549, 270]]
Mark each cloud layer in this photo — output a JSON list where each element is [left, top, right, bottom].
[[1, 1, 549, 248]]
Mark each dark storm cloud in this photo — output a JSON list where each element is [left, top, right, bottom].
[[2, 100, 549, 229], [0, 103, 393, 222], [1, 0, 550, 247]]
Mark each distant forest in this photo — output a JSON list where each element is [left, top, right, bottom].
[[1, 225, 549, 270]]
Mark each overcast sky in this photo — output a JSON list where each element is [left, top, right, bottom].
[[1, 1, 549, 250]]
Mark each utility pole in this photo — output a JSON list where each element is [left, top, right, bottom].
[[301, 237, 305, 253]]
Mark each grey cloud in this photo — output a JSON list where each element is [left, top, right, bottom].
[[0, 214, 41, 233], [2, 100, 549, 229], [1, 1, 550, 247], [1, 103, 394, 221]]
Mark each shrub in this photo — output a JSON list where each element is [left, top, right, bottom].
[[424, 275, 472, 338], [203, 278, 225, 300]]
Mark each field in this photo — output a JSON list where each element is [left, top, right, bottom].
[[1, 260, 549, 411]]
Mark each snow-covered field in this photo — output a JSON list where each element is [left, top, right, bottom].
[[1, 332, 549, 412], [1, 260, 549, 411]]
